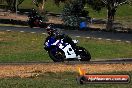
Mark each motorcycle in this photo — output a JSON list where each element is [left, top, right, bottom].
[[28, 15, 44, 28], [44, 31, 91, 62]]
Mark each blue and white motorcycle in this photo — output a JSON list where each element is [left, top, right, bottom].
[[44, 30, 91, 62]]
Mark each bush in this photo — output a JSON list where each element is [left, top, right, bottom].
[[62, 0, 88, 28]]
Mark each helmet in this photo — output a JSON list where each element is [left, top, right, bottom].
[[46, 24, 56, 35], [31, 8, 37, 14]]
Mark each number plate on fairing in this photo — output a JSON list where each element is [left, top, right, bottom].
[[60, 44, 77, 59]]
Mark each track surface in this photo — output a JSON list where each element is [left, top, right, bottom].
[[0, 58, 132, 65], [0, 26, 132, 42]]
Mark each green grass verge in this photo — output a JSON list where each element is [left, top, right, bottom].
[[0, 71, 131, 88], [77, 37, 132, 59], [0, 24, 28, 27], [0, 31, 51, 62], [0, 31, 132, 62]]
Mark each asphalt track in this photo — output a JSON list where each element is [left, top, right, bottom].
[[0, 58, 132, 65], [0, 25, 132, 64], [0, 25, 132, 42]]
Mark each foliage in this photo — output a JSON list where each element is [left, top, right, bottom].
[[87, 0, 105, 11], [53, 0, 69, 6], [5, 0, 24, 11], [62, 0, 89, 27], [86, 0, 132, 30], [32, 0, 68, 13], [87, 0, 132, 11], [33, 0, 46, 7]]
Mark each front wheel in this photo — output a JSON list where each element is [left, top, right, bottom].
[[48, 47, 65, 62], [77, 46, 91, 61]]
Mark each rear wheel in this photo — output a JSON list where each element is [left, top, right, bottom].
[[77, 46, 91, 61], [49, 47, 65, 62]]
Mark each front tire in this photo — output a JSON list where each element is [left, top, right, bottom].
[[48, 47, 65, 62]]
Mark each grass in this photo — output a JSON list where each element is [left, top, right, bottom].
[[0, 31, 132, 62], [86, 4, 132, 18], [0, 31, 50, 62], [0, 71, 131, 88], [19, 0, 64, 13], [0, 24, 28, 27], [77, 37, 132, 59]]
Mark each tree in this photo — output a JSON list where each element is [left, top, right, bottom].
[[54, 0, 70, 6], [32, 0, 69, 13], [101, 0, 132, 30], [5, 0, 24, 11], [32, 0, 46, 13], [86, 0, 132, 30], [62, 0, 89, 27]]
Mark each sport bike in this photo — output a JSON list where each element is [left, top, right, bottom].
[[44, 33, 91, 62]]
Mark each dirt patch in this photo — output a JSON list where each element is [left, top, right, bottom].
[[47, 16, 63, 24], [0, 12, 28, 21], [0, 12, 62, 24], [0, 63, 132, 78]]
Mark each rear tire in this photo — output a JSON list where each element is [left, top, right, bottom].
[[48, 47, 65, 62], [77, 46, 91, 61]]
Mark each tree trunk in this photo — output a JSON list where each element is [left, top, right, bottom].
[[106, 17, 113, 31], [38, 0, 45, 14], [42, 0, 45, 10], [106, 8, 115, 31], [10, 0, 16, 12]]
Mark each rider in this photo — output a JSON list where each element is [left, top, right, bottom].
[[44, 24, 56, 50], [44, 24, 76, 49], [28, 8, 41, 22], [28, 8, 38, 17]]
